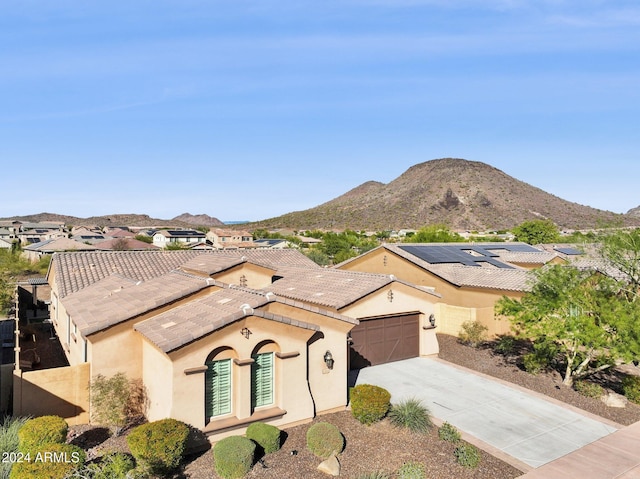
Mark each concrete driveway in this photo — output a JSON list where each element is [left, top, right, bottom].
[[353, 357, 619, 470]]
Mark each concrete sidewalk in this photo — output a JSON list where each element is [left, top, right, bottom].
[[518, 420, 640, 478], [354, 357, 619, 471]]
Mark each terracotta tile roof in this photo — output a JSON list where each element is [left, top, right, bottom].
[[51, 250, 210, 298], [25, 238, 97, 253], [267, 267, 439, 309], [51, 249, 320, 299], [134, 286, 326, 353], [570, 258, 630, 282], [93, 238, 160, 250], [380, 244, 533, 292], [63, 271, 215, 336], [491, 251, 557, 265], [426, 264, 532, 292]]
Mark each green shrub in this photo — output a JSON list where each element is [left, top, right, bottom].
[[354, 472, 391, 479], [17, 415, 68, 453], [89, 372, 147, 436], [574, 380, 605, 399], [523, 340, 558, 374], [213, 435, 256, 479], [494, 335, 516, 355], [245, 422, 282, 455], [523, 353, 546, 374], [622, 375, 640, 404], [388, 398, 433, 433], [306, 422, 344, 459], [454, 443, 481, 468], [126, 418, 189, 474], [65, 452, 135, 479], [458, 320, 488, 347], [0, 416, 29, 479], [9, 442, 85, 479], [350, 384, 391, 425], [438, 421, 461, 443], [397, 461, 426, 479]]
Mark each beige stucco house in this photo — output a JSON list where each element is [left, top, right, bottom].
[[15, 249, 439, 442], [206, 228, 256, 250], [336, 243, 563, 337]]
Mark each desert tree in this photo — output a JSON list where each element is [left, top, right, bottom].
[[511, 219, 560, 245], [496, 264, 640, 387]]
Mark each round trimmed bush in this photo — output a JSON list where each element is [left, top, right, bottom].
[[213, 435, 256, 479], [126, 418, 189, 474], [350, 384, 391, 425], [17, 415, 68, 453], [246, 422, 282, 455], [306, 422, 344, 459], [9, 442, 85, 479]]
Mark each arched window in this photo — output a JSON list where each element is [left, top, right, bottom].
[[205, 347, 235, 420], [251, 341, 279, 410]]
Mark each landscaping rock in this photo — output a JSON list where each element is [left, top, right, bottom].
[[601, 391, 628, 408], [317, 454, 340, 476]]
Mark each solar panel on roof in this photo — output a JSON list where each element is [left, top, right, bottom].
[[554, 247, 583, 255], [399, 245, 515, 269]]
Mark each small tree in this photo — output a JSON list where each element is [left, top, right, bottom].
[[403, 224, 463, 243], [496, 265, 640, 386], [511, 219, 560, 245], [600, 228, 640, 294], [89, 373, 147, 436]]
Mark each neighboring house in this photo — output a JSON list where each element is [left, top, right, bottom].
[[15, 250, 358, 441], [103, 227, 135, 238], [22, 238, 96, 262], [0, 238, 13, 250], [153, 230, 207, 248], [336, 242, 561, 337], [93, 238, 160, 251], [254, 239, 292, 250], [207, 229, 257, 250], [0, 228, 17, 242]]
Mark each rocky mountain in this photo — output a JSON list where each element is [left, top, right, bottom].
[[251, 158, 639, 231], [627, 206, 640, 218], [171, 213, 224, 226], [0, 213, 218, 229]]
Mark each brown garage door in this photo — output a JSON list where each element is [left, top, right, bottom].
[[349, 313, 420, 370]]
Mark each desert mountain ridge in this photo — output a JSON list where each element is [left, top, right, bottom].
[[250, 158, 640, 231], [3, 159, 639, 231]]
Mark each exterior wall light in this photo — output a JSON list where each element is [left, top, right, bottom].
[[240, 327, 252, 339], [324, 350, 334, 370], [429, 314, 436, 327]]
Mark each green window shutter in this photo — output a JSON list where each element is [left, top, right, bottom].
[[205, 358, 232, 418], [251, 352, 274, 408]]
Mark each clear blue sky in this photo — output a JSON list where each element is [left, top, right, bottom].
[[2, 1, 639, 222]]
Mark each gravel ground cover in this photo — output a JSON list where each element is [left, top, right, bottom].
[[68, 333, 640, 478]]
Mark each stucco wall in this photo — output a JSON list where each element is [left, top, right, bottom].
[[340, 282, 440, 356], [339, 248, 523, 338], [142, 315, 319, 442], [212, 263, 275, 290], [13, 362, 90, 425]]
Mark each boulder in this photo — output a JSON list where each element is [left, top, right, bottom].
[[317, 454, 340, 476], [601, 390, 628, 408]]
